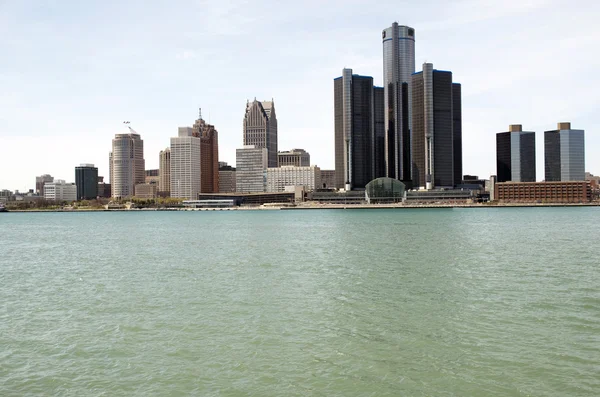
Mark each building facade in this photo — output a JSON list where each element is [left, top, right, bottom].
[[192, 116, 219, 193], [411, 63, 462, 189], [218, 163, 236, 193], [110, 133, 145, 198], [44, 180, 77, 201], [170, 127, 201, 200], [243, 99, 278, 168], [35, 174, 54, 196], [545, 122, 585, 181], [75, 164, 98, 200], [496, 125, 536, 183], [159, 148, 171, 195], [135, 183, 158, 199], [277, 149, 310, 167], [382, 22, 415, 182], [267, 166, 321, 192], [334, 69, 384, 190], [236, 146, 268, 193], [496, 181, 591, 203]]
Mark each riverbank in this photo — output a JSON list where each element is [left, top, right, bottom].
[[4, 202, 599, 212]]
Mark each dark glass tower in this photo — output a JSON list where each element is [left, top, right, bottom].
[[411, 63, 462, 189], [544, 122, 585, 181], [334, 69, 384, 189], [75, 164, 98, 200], [496, 125, 536, 183]]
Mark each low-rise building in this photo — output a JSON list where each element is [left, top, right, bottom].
[[135, 183, 158, 199], [44, 180, 77, 201], [496, 181, 591, 203], [267, 166, 321, 192]]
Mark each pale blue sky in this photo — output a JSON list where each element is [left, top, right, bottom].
[[1, 0, 598, 191]]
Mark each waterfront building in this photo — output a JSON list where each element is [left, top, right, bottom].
[[192, 114, 219, 193], [110, 133, 145, 199], [236, 146, 268, 193], [334, 69, 384, 190], [243, 99, 278, 168], [545, 122, 585, 181], [135, 183, 158, 199], [75, 164, 98, 200], [43, 180, 77, 202], [496, 181, 591, 203], [159, 148, 171, 195], [277, 149, 310, 167], [382, 22, 415, 182], [145, 169, 159, 185], [320, 170, 336, 189], [267, 166, 321, 192], [170, 127, 201, 200], [496, 125, 536, 183], [218, 163, 236, 193], [35, 174, 54, 196], [97, 176, 111, 199], [0, 189, 12, 202], [411, 63, 462, 189]]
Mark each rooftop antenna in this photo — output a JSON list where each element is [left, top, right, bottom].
[[198, 107, 202, 120]]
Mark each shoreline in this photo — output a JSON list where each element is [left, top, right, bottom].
[[3, 202, 599, 213]]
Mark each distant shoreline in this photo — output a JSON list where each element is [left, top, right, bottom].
[[3, 202, 599, 213]]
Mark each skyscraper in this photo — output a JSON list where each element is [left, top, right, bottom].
[[411, 63, 462, 189], [75, 164, 98, 200], [334, 69, 383, 190], [192, 113, 219, 193], [236, 146, 268, 193], [159, 148, 171, 195], [243, 99, 278, 168], [382, 22, 415, 182], [35, 174, 54, 196], [496, 125, 536, 183], [545, 122, 585, 181], [170, 127, 201, 199], [110, 133, 145, 198]]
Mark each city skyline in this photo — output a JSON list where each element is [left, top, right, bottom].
[[1, 1, 599, 190]]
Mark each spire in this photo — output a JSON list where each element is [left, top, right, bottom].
[[199, 107, 202, 120]]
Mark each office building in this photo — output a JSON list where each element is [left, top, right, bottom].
[[382, 22, 415, 181], [267, 166, 321, 192], [411, 63, 462, 189], [278, 149, 310, 167], [145, 169, 159, 185], [35, 174, 54, 195], [219, 163, 236, 193], [193, 114, 219, 193], [320, 170, 336, 189], [170, 127, 201, 200], [110, 133, 145, 198], [75, 164, 98, 200], [97, 176, 111, 198], [135, 183, 158, 199], [496, 125, 536, 183], [496, 181, 591, 203], [236, 146, 268, 193], [243, 99, 278, 167], [334, 68, 384, 190], [43, 180, 77, 201], [545, 122, 585, 181], [159, 148, 171, 195]]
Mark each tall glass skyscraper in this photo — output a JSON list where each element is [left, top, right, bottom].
[[382, 22, 415, 183], [496, 125, 536, 183], [544, 122, 585, 181]]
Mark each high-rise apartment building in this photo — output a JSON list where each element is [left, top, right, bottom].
[[159, 148, 171, 195], [334, 69, 384, 190], [267, 166, 321, 192], [170, 127, 201, 199], [110, 133, 145, 198], [236, 146, 268, 193], [243, 99, 278, 168], [496, 125, 536, 183], [382, 22, 415, 182], [545, 122, 585, 181], [277, 149, 310, 167], [411, 63, 462, 189], [75, 164, 98, 200], [35, 174, 54, 196], [192, 115, 219, 193]]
